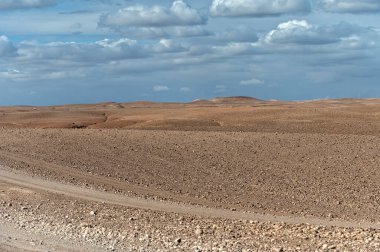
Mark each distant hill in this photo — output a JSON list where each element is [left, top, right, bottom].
[[210, 96, 263, 103], [191, 96, 263, 105]]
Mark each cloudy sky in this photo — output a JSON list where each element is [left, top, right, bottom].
[[0, 0, 379, 105]]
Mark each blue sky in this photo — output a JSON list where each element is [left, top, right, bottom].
[[0, 0, 379, 105]]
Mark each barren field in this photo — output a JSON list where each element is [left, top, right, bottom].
[[2, 97, 380, 251]]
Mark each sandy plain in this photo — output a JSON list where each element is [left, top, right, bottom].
[[1, 96, 380, 251]]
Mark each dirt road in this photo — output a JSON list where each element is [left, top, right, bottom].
[[1, 165, 379, 230]]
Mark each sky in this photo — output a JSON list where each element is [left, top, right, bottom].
[[0, 0, 379, 105]]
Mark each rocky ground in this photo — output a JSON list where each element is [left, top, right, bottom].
[[1, 97, 380, 251], [2, 129, 380, 222], [2, 178, 380, 251]]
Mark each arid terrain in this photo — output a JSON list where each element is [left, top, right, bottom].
[[2, 96, 380, 251]]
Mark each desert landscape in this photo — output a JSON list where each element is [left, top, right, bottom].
[[2, 96, 380, 251]]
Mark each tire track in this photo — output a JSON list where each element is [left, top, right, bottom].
[[0, 150, 216, 207], [1, 165, 379, 230]]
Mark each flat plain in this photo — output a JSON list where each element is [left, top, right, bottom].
[[2, 97, 380, 251]]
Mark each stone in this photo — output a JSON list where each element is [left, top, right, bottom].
[[195, 226, 203, 236], [175, 238, 182, 245]]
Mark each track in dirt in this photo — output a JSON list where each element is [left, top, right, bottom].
[[0, 165, 379, 230], [0, 149, 222, 208]]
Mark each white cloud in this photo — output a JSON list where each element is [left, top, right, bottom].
[[262, 20, 376, 45], [169, 26, 211, 37], [210, 0, 311, 17], [101, 25, 210, 39], [210, 20, 378, 61], [0, 35, 17, 57], [211, 42, 256, 57], [0, 67, 87, 82], [0, 11, 105, 36], [153, 85, 170, 92], [263, 20, 338, 45], [17, 38, 145, 63], [240, 78, 265, 85], [0, 35, 198, 82], [0, 69, 26, 80], [318, 0, 380, 13], [95, 38, 137, 47], [99, 0, 206, 29], [0, 0, 55, 10], [0, 17, 378, 91], [152, 39, 188, 53]]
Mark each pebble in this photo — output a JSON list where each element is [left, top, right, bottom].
[[321, 244, 328, 250], [175, 238, 182, 245], [195, 226, 203, 236]]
